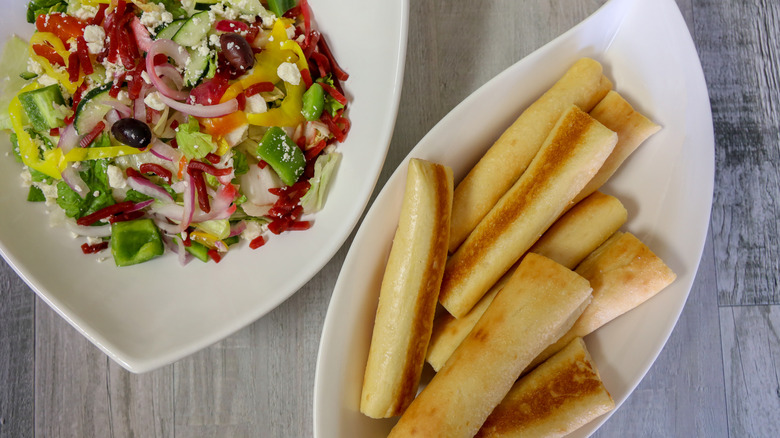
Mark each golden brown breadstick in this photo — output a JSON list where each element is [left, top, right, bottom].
[[476, 338, 614, 438], [525, 232, 677, 372], [573, 90, 661, 204], [449, 58, 612, 252], [439, 105, 617, 318], [426, 191, 626, 372], [528, 191, 627, 269], [360, 158, 453, 418], [388, 254, 592, 438]]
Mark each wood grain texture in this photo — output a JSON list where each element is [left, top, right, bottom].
[[720, 305, 780, 436], [696, 0, 780, 305], [593, 229, 728, 437], [0, 259, 34, 438], [1, 0, 779, 437]]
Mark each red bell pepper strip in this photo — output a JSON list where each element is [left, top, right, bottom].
[[32, 43, 65, 66]]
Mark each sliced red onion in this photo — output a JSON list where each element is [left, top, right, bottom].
[[96, 98, 132, 118], [214, 240, 228, 252], [130, 16, 153, 53], [65, 221, 112, 238], [146, 39, 190, 101], [149, 139, 177, 162], [127, 176, 174, 202], [134, 95, 146, 121], [61, 165, 89, 199], [178, 171, 195, 232], [152, 214, 182, 235], [229, 220, 247, 237], [57, 124, 79, 155], [127, 199, 155, 212], [105, 109, 121, 127], [155, 63, 184, 90], [157, 93, 239, 118]]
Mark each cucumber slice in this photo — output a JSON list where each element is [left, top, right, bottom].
[[74, 83, 115, 135], [184, 47, 212, 87], [172, 11, 212, 48], [156, 19, 186, 40], [18, 84, 66, 132]]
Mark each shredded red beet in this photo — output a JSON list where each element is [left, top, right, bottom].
[[188, 160, 232, 177], [249, 235, 266, 249], [79, 122, 106, 148], [76, 201, 134, 226], [139, 163, 172, 184], [187, 168, 210, 213], [207, 249, 222, 263], [81, 241, 109, 254], [109, 210, 144, 223]]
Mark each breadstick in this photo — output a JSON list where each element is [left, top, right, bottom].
[[573, 90, 661, 204], [449, 57, 612, 252], [388, 254, 592, 438], [524, 232, 676, 372], [426, 191, 626, 372], [476, 338, 614, 438], [360, 158, 453, 418], [439, 105, 617, 318]]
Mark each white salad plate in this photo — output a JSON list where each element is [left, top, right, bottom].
[[0, 0, 409, 373], [313, 0, 713, 436]]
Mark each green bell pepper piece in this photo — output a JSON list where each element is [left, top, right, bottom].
[[110, 219, 165, 267], [257, 126, 306, 186]]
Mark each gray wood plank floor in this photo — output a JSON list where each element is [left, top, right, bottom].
[[1, 0, 779, 437]]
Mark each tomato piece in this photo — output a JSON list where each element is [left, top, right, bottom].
[[36, 13, 87, 42], [200, 111, 248, 137]]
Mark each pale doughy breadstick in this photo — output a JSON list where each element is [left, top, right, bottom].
[[439, 105, 617, 318], [525, 231, 677, 372], [476, 338, 614, 438], [426, 191, 626, 372], [573, 90, 661, 204], [388, 254, 592, 438], [449, 58, 612, 253], [360, 159, 453, 418]]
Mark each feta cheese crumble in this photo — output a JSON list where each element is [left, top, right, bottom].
[[277, 62, 301, 86]]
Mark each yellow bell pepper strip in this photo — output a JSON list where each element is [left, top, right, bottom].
[[8, 83, 64, 179], [218, 20, 309, 127], [28, 32, 84, 94], [246, 82, 305, 127], [63, 145, 144, 163]]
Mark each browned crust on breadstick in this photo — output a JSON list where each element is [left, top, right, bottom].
[[388, 254, 592, 438], [524, 231, 677, 373], [360, 159, 453, 418], [394, 162, 453, 409], [426, 191, 626, 372], [448, 58, 612, 253], [440, 106, 617, 317], [476, 338, 614, 438]]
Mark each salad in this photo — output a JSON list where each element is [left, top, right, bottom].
[[0, 0, 349, 266]]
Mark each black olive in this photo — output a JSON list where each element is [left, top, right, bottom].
[[220, 33, 255, 72], [111, 118, 152, 149]]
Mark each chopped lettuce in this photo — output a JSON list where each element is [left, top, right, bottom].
[[300, 152, 341, 213], [176, 118, 217, 160], [0, 36, 33, 130], [27, 0, 67, 23], [56, 159, 115, 220]]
